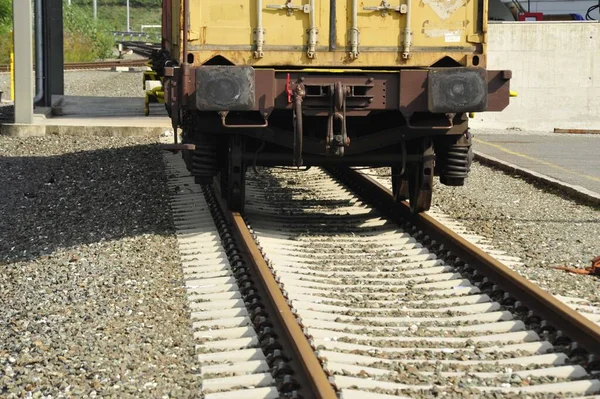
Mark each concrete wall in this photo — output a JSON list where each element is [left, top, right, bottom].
[[470, 21, 600, 132]]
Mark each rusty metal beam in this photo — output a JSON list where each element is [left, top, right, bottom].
[[160, 143, 196, 152], [230, 212, 338, 399], [554, 128, 600, 135]]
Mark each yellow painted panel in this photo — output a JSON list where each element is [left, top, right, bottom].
[[180, 0, 486, 67], [346, 0, 477, 49], [190, 0, 329, 48]]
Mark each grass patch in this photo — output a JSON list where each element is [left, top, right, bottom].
[[0, 2, 161, 64], [91, 5, 161, 33]]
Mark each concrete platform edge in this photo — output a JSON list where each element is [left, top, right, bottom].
[[1, 124, 166, 137], [0, 123, 46, 137], [474, 151, 600, 208]]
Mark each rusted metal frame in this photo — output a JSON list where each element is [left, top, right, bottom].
[[399, 69, 511, 115], [182, 68, 509, 117], [181, 63, 195, 108], [242, 152, 420, 166], [229, 213, 338, 399], [161, 0, 171, 49], [164, 66, 182, 137], [325, 82, 350, 156], [243, 126, 323, 154], [240, 124, 399, 155], [160, 143, 196, 152], [274, 72, 395, 110], [403, 112, 468, 132], [182, 0, 189, 64], [337, 167, 600, 358], [485, 70, 511, 111], [234, 116, 467, 156], [292, 83, 306, 165], [406, 114, 454, 130], [219, 112, 269, 128], [344, 118, 468, 155], [260, 69, 509, 114]]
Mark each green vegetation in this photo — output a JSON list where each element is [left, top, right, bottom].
[[0, 0, 161, 64], [69, 1, 162, 33], [0, 0, 10, 24], [0, 0, 11, 65], [63, 5, 115, 62]]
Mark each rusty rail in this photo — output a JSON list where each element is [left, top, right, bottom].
[[333, 166, 600, 358], [554, 128, 600, 135], [0, 59, 149, 73], [229, 212, 338, 399]]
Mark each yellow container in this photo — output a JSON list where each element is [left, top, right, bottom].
[[165, 0, 487, 68]]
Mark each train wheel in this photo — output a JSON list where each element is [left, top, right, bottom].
[[227, 135, 246, 212], [391, 166, 409, 202], [408, 138, 434, 214]]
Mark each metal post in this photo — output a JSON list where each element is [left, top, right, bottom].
[[38, 0, 64, 108], [126, 0, 130, 31], [10, 30, 14, 101], [93, 0, 97, 19], [12, 0, 34, 124]]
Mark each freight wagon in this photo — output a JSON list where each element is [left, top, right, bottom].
[[153, 0, 512, 212]]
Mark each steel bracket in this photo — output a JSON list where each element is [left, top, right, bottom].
[[326, 82, 350, 157], [253, 28, 266, 58], [293, 83, 306, 166], [364, 1, 407, 16], [267, 1, 311, 15]]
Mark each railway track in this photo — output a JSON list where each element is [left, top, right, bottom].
[[164, 152, 600, 398], [117, 41, 161, 58], [0, 59, 148, 73]]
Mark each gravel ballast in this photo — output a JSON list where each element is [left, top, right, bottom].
[[0, 70, 146, 100], [431, 161, 600, 302], [370, 162, 600, 303], [1, 69, 598, 395], [0, 136, 200, 398]]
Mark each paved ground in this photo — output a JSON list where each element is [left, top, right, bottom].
[[1, 95, 171, 137], [472, 131, 600, 197]]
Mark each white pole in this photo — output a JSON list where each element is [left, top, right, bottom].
[[13, 0, 34, 123], [93, 0, 97, 20], [126, 0, 130, 31], [67, 0, 71, 5]]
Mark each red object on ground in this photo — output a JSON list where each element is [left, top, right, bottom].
[[552, 256, 600, 276]]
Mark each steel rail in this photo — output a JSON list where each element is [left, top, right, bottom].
[[335, 166, 600, 358], [229, 211, 338, 399], [0, 59, 148, 73], [118, 43, 159, 57]]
